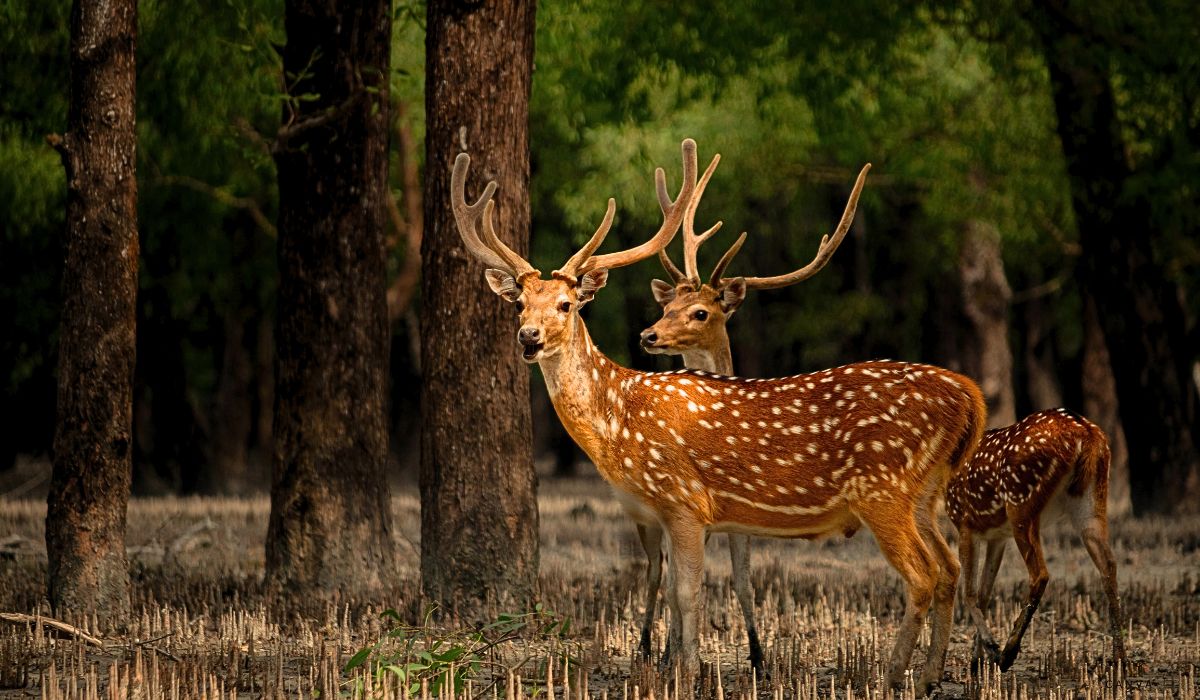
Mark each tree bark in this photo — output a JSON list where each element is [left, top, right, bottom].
[[959, 219, 1016, 428], [1082, 295, 1132, 517], [1022, 296, 1064, 411], [421, 0, 539, 614], [45, 0, 138, 626], [1036, 8, 1200, 514], [265, 0, 395, 603]]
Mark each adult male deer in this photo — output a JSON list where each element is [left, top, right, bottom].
[[452, 140, 986, 694], [633, 154, 871, 675], [947, 408, 1125, 671]]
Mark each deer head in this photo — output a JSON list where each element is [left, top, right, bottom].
[[640, 162, 871, 370], [452, 140, 699, 363]]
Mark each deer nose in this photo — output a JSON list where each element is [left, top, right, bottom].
[[518, 327, 541, 345], [640, 330, 658, 348]]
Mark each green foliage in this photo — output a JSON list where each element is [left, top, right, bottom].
[[1, 0, 1195, 467], [343, 605, 572, 699]]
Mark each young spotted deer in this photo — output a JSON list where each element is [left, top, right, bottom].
[[452, 140, 986, 694], [947, 408, 1125, 671], [633, 155, 871, 675]]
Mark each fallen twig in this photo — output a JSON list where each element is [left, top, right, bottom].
[[0, 613, 105, 647]]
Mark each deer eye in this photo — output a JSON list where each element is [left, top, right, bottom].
[[514, 300, 525, 313], [558, 301, 572, 313], [692, 309, 708, 321]]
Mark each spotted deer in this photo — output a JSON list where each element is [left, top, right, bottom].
[[632, 154, 871, 674], [947, 408, 1125, 671], [451, 139, 987, 694]]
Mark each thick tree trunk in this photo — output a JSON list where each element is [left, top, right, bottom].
[[265, 0, 395, 603], [45, 0, 138, 626], [959, 219, 1016, 428], [421, 0, 539, 614], [1037, 12, 1200, 514], [1082, 296, 1132, 517]]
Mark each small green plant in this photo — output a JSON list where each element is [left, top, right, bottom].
[[343, 604, 572, 699]]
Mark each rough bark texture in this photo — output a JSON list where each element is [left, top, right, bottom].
[[421, 0, 539, 614], [1082, 296, 1132, 517], [959, 220, 1016, 428], [45, 0, 138, 627], [1037, 10, 1200, 514], [265, 0, 395, 604]]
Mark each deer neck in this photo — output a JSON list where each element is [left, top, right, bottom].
[[537, 315, 625, 461], [682, 344, 733, 375], [681, 328, 733, 375]]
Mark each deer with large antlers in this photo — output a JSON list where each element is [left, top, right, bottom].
[[451, 139, 986, 694], [947, 408, 1125, 671], [632, 154, 870, 674]]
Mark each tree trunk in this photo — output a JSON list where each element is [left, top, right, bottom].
[[1036, 11, 1200, 514], [210, 310, 253, 494], [1082, 295, 1132, 517], [959, 219, 1016, 428], [45, 0, 138, 626], [1022, 296, 1064, 411], [421, 0, 539, 614], [265, 0, 395, 604]]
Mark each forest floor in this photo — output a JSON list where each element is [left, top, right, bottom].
[[0, 475, 1196, 699]]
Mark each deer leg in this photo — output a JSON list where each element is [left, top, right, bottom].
[[860, 508, 938, 690], [999, 519, 1048, 671], [1077, 510, 1126, 664], [915, 504, 960, 695], [977, 538, 1006, 611], [636, 523, 665, 660], [660, 551, 679, 669], [727, 534, 764, 674], [663, 518, 706, 678], [960, 529, 1001, 671]]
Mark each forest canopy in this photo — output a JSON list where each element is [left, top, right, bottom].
[[1, 0, 1196, 507]]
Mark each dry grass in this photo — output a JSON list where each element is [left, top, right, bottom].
[[1, 476, 1197, 698]]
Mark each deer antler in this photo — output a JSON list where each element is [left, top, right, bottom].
[[713, 164, 870, 289], [451, 154, 538, 280], [657, 150, 723, 286], [556, 138, 699, 279]]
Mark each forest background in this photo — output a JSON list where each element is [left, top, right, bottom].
[[2, 0, 1197, 516]]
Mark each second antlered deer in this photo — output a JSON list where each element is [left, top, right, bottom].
[[633, 149, 871, 675], [947, 408, 1126, 671], [451, 139, 987, 694]]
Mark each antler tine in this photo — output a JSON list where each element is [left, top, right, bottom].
[[572, 138, 699, 275], [451, 154, 514, 273], [742, 163, 871, 290], [681, 153, 723, 284], [655, 166, 689, 283], [555, 198, 617, 279], [478, 199, 538, 279], [657, 248, 688, 284], [708, 231, 749, 285]]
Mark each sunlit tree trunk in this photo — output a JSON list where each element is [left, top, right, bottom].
[[959, 219, 1015, 428], [265, 0, 395, 603], [45, 0, 138, 626], [421, 0, 539, 614]]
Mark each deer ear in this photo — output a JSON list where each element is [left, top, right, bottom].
[[650, 279, 677, 307], [717, 277, 747, 316], [577, 268, 609, 306], [484, 269, 521, 303]]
